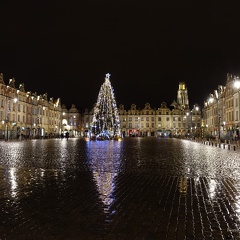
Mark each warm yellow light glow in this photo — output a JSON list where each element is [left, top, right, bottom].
[[208, 97, 214, 103], [10, 168, 17, 198], [234, 80, 240, 90]]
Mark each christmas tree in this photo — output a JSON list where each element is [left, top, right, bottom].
[[91, 73, 121, 140]]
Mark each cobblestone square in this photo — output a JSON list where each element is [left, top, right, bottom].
[[0, 137, 240, 239]]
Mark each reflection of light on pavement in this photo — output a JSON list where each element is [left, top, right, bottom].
[[179, 176, 187, 193], [86, 140, 122, 214], [195, 176, 200, 182], [234, 194, 240, 216], [58, 139, 68, 172], [9, 168, 17, 198], [93, 171, 117, 210], [40, 169, 45, 177], [209, 179, 217, 199], [235, 201, 240, 213]]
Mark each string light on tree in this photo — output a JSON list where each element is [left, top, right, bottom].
[[91, 73, 121, 140]]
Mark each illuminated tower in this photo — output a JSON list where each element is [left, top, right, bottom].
[[177, 82, 189, 110], [91, 73, 121, 139]]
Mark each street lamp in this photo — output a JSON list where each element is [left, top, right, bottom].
[[206, 124, 208, 138], [137, 117, 140, 137], [234, 77, 240, 138], [214, 90, 221, 142], [5, 97, 18, 141], [207, 94, 216, 139], [234, 76, 240, 110], [31, 96, 35, 139], [185, 112, 191, 137]]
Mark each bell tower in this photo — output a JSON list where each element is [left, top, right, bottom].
[[177, 82, 189, 110]]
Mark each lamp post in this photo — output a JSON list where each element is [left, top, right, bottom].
[[214, 89, 222, 142], [209, 91, 221, 142], [213, 90, 221, 142], [31, 96, 35, 139], [208, 94, 216, 139], [185, 112, 191, 138], [4, 89, 18, 141], [12, 97, 18, 139], [206, 124, 208, 138], [234, 77, 240, 138], [5, 90, 10, 141]]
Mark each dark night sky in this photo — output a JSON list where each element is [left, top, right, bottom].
[[1, 1, 240, 111]]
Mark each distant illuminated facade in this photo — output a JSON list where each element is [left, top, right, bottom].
[[0, 73, 81, 139], [61, 104, 81, 137], [0, 71, 204, 140], [83, 82, 202, 138], [203, 73, 240, 140]]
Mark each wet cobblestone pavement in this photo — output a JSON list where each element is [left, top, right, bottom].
[[0, 137, 240, 239]]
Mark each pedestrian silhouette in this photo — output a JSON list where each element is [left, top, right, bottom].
[[65, 131, 69, 140]]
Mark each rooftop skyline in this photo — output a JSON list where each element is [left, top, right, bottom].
[[1, 1, 240, 110]]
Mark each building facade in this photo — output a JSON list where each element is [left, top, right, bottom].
[[83, 82, 202, 138], [0, 71, 204, 140], [62, 104, 81, 137], [0, 73, 81, 140], [203, 73, 240, 141]]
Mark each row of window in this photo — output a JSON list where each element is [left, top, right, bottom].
[[123, 122, 201, 129], [123, 116, 198, 122]]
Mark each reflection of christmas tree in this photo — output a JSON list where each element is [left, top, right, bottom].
[[91, 73, 121, 139]]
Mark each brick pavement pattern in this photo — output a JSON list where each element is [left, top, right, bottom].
[[1, 173, 240, 239], [0, 138, 240, 239]]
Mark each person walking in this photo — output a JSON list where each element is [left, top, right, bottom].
[[65, 131, 69, 140]]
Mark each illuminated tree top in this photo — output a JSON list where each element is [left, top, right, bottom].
[[105, 73, 111, 80]]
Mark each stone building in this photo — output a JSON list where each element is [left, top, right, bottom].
[[0, 71, 202, 140], [0, 73, 81, 140], [62, 104, 81, 137], [203, 73, 240, 141], [83, 82, 202, 138]]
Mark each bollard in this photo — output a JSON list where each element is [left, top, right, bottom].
[[228, 144, 230, 150], [223, 144, 225, 149], [234, 145, 236, 151]]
